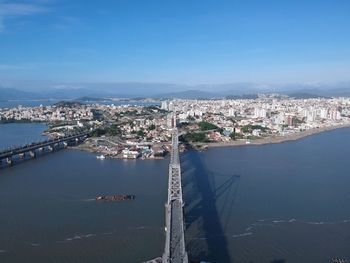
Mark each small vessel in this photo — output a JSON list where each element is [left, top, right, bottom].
[[95, 195, 135, 201], [96, 154, 106, 160]]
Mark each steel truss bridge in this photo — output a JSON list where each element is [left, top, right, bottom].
[[162, 128, 188, 263]]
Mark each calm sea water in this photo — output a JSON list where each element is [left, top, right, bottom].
[[0, 100, 59, 108], [182, 127, 350, 263], [1, 124, 350, 262], [0, 123, 48, 149]]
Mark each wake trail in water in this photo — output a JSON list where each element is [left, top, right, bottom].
[[229, 217, 350, 240], [251, 218, 350, 232], [79, 198, 95, 202], [29, 243, 40, 247], [64, 233, 97, 242], [59, 226, 158, 243], [232, 232, 253, 238]]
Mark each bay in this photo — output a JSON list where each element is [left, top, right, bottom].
[[1, 124, 350, 262]]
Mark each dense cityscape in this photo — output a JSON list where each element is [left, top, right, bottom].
[[1, 95, 350, 160]]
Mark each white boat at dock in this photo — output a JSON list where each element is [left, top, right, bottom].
[[96, 155, 106, 160]]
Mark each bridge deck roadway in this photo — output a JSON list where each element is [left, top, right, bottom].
[[0, 132, 88, 160], [163, 128, 188, 263], [169, 200, 185, 263]]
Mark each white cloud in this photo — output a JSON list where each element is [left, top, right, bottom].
[[0, 2, 49, 32]]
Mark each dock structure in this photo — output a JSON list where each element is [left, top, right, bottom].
[[0, 132, 88, 167], [163, 128, 188, 263]]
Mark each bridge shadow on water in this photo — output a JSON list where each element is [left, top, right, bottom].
[[181, 146, 240, 263]]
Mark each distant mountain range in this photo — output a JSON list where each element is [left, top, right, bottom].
[[156, 90, 220, 99], [0, 87, 117, 101], [1, 82, 350, 101], [0, 88, 40, 100]]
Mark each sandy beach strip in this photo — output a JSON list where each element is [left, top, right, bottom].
[[192, 123, 350, 149]]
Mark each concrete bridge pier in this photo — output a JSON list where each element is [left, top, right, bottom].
[[29, 151, 36, 159], [18, 153, 25, 159], [47, 145, 54, 152], [54, 143, 59, 151], [38, 147, 43, 152], [63, 142, 68, 148], [6, 157, 13, 166]]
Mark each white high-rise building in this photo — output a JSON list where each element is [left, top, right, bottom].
[[161, 101, 168, 110], [329, 109, 341, 120], [319, 108, 328, 119], [306, 110, 317, 122], [254, 108, 266, 118], [168, 101, 174, 112], [228, 108, 235, 117]]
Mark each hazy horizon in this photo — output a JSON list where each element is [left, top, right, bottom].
[[1, 80, 350, 94]]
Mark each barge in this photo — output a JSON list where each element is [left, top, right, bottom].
[[95, 194, 135, 201]]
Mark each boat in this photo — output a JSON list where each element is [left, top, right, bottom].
[[96, 154, 106, 160], [95, 194, 135, 201]]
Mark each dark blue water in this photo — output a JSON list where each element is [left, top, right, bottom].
[[182, 127, 350, 263], [0, 100, 59, 108], [0, 124, 168, 263], [1, 124, 350, 262], [0, 123, 47, 149]]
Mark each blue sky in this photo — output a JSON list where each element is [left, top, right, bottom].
[[0, 0, 349, 88]]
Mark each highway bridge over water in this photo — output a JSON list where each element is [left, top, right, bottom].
[[162, 128, 188, 263], [0, 132, 89, 166]]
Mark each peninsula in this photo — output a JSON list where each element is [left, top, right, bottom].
[[1, 95, 350, 158]]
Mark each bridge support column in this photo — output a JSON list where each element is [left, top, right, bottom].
[[63, 142, 68, 148], [29, 151, 36, 159], [48, 145, 54, 152], [6, 157, 13, 166], [18, 153, 25, 159]]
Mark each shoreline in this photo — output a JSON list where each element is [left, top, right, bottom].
[[70, 123, 350, 157], [72, 144, 165, 160], [191, 123, 350, 150]]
